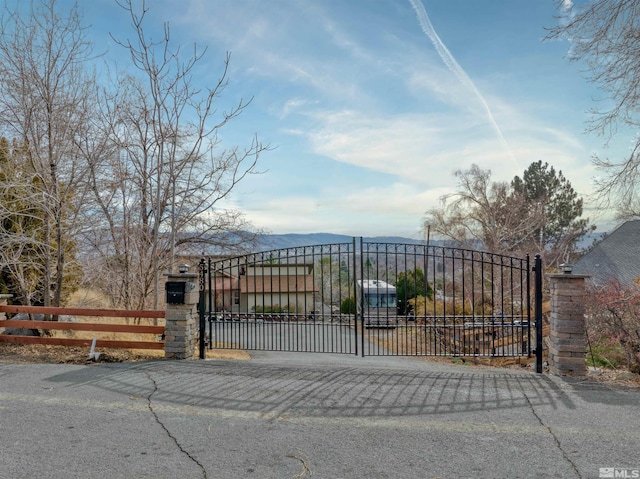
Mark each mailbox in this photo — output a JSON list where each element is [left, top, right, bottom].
[[165, 281, 186, 304]]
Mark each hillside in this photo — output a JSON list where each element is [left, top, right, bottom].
[[197, 231, 603, 255], [255, 233, 432, 251]]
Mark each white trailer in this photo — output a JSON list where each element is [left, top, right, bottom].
[[357, 279, 398, 328]]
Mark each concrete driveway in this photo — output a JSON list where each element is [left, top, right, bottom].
[[0, 353, 638, 479]]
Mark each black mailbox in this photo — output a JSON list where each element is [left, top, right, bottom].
[[165, 281, 186, 304]]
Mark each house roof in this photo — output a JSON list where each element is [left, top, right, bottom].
[[573, 220, 640, 288]]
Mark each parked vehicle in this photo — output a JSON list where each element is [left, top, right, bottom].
[[357, 279, 397, 328]]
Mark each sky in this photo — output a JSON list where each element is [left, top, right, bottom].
[[62, 0, 626, 238]]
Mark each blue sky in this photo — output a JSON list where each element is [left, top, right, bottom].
[[70, 0, 621, 238]]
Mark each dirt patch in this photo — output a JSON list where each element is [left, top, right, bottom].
[[0, 342, 155, 364], [419, 354, 640, 389], [0, 342, 250, 364], [583, 367, 640, 389]]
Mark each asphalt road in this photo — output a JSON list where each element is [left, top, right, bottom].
[[0, 353, 638, 479], [209, 321, 394, 355]]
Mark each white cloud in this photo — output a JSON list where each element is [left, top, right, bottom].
[[280, 98, 311, 119], [172, 0, 603, 236], [306, 109, 519, 184], [241, 188, 436, 237], [562, 0, 574, 17], [407, 68, 474, 111]]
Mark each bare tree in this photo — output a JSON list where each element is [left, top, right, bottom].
[[423, 163, 592, 267], [547, 0, 640, 218], [424, 165, 539, 255], [80, 0, 268, 309], [0, 139, 45, 305], [0, 0, 94, 306]]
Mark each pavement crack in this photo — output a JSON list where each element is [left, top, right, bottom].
[[144, 372, 207, 479], [523, 392, 582, 479], [286, 448, 312, 478]]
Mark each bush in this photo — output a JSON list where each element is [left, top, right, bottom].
[[341, 297, 356, 314], [585, 281, 640, 373], [409, 295, 473, 317], [253, 304, 298, 314], [396, 269, 433, 314], [585, 338, 625, 369]]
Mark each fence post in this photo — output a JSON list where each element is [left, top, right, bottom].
[[547, 271, 589, 376], [164, 272, 199, 359]]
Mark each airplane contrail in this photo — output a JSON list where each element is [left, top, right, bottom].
[[408, 0, 518, 167]]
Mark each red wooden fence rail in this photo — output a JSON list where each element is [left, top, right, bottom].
[[0, 305, 165, 351]]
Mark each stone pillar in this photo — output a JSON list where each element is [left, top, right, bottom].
[[547, 273, 589, 376], [164, 273, 199, 359]]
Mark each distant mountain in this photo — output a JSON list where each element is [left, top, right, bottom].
[[254, 231, 607, 253], [254, 233, 436, 251], [194, 230, 606, 256]]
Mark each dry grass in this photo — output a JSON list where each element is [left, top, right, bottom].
[[48, 287, 165, 342], [66, 288, 113, 309], [0, 343, 160, 364], [0, 342, 250, 364], [206, 348, 251, 360], [364, 325, 543, 370]]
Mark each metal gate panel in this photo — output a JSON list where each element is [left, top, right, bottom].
[[200, 241, 359, 355], [199, 239, 537, 361], [356, 240, 531, 358]]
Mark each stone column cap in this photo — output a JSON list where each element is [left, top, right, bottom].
[[546, 273, 590, 279]]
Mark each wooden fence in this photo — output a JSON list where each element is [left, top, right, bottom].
[[0, 305, 165, 350]]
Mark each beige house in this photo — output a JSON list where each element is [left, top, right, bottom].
[[208, 269, 239, 312], [236, 264, 317, 314], [197, 261, 318, 315]]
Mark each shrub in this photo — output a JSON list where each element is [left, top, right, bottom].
[[409, 295, 473, 317], [253, 304, 292, 314], [585, 280, 640, 373], [341, 297, 356, 314], [585, 337, 625, 369]]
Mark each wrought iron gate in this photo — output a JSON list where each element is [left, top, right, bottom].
[[198, 239, 542, 367]]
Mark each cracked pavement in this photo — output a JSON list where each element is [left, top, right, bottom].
[[0, 354, 638, 479]]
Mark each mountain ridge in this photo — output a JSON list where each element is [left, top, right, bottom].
[[255, 233, 432, 251], [254, 231, 605, 252]]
